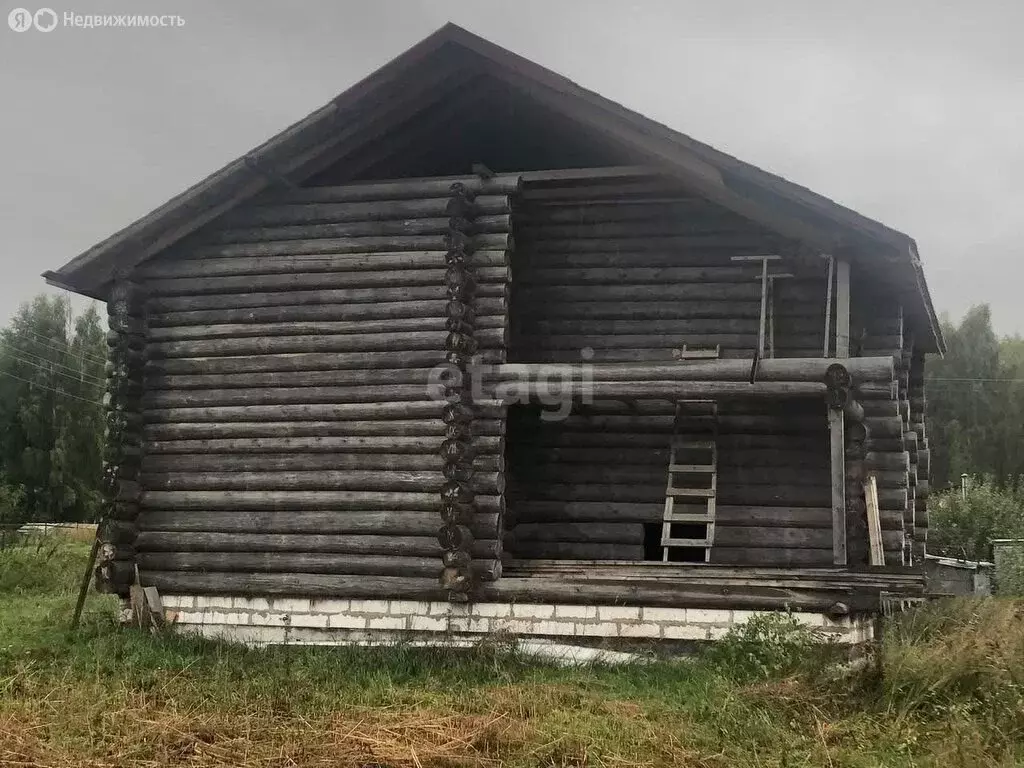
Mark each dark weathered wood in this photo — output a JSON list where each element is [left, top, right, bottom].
[[144, 402, 446, 423], [714, 526, 903, 550], [140, 490, 504, 512], [137, 551, 500, 581], [188, 233, 512, 259], [270, 176, 521, 204], [829, 407, 847, 565], [140, 469, 503, 494], [508, 522, 644, 545], [145, 435, 503, 455], [136, 531, 500, 557], [215, 196, 513, 228], [141, 452, 499, 473], [142, 570, 448, 599], [504, 541, 644, 560], [143, 386, 450, 408], [710, 548, 834, 566], [148, 297, 507, 327], [146, 265, 510, 298], [137, 509, 499, 537], [144, 420, 503, 441]]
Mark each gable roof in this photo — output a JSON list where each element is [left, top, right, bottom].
[[45, 22, 943, 352]]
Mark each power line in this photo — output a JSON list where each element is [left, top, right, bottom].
[[5, 347, 106, 387], [7, 327, 107, 366], [0, 369, 103, 406], [7, 353, 106, 389]]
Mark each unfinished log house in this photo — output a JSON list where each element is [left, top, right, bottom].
[[47, 25, 940, 645]]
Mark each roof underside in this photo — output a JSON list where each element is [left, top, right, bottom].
[[45, 23, 943, 353]]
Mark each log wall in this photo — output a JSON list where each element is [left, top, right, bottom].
[[133, 175, 520, 595], [503, 176, 840, 566]]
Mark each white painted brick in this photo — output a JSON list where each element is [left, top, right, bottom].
[[207, 611, 249, 625], [195, 596, 234, 610], [705, 626, 731, 640], [471, 602, 514, 618], [617, 622, 661, 638], [554, 605, 598, 620], [641, 606, 688, 623], [353, 599, 392, 615], [231, 596, 268, 611], [268, 598, 310, 614], [490, 618, 536, 635], [366, 616, 406, 630], [532, 620, 577, 636], [686, 608, 732, 625], [161, 594, 194, 609], [661, 623, 710, 641], [575, 622, 618, 638], [327, 614, 368, 630], [248, 611, 290, 627], [309, 598, 349, 614], [408, 615, 448, 632], [289, 613, 329, 628], [428, 602, 453, 617], [791, 612, 827, 628], [170, 610, 205, 625], [388, 599, 425, 615], [597, 605, 641, 622], [511, 603, 555, 619]]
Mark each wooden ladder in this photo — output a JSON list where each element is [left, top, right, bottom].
[[661, 399, 719, 562]]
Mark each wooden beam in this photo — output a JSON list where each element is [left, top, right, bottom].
[[829, 407, 847, 565], [835, 259, 851, 358]]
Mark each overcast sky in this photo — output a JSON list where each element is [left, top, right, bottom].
[[2, 0, 1022, 335]]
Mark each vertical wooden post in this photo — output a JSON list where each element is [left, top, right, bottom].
[[829, 407, 848, 565], [835, 259, 851, 358], [822, 255, 835, 357]]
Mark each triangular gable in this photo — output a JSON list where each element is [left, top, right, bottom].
[[44, 22, 942, 352]]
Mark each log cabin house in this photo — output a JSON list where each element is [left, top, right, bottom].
[[47, 24, 940, 645]]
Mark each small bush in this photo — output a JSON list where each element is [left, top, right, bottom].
[[701, 611, 826, 681]]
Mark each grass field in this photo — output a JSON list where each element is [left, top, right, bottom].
[[1, 537, 1022, 767]]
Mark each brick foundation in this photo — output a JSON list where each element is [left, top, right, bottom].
[[162, 595, 875, 647]]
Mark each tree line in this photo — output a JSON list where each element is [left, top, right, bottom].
[[0, 295, 106, 524]]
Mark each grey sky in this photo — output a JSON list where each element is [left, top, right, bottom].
[[2, 0, 1022, 335]]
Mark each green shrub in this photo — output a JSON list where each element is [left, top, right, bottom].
[[701, 611, 827, 681]]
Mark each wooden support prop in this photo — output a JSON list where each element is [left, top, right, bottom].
[[865, 476, 885, 566], [835, 259, 851, 358]]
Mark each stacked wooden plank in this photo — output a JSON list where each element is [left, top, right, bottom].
[[132, 175, 519, 597]]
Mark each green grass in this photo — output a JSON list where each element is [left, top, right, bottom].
[[1, 538, 1022, 766]]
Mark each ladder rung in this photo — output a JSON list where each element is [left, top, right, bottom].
[[672, 440, 716, 450], [668, 464, 716, 473], [665, 513, 715, 523], [666, 488, 716, 498], [661, 537, 713, 548]]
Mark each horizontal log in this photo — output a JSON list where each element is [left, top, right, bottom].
[[216, 196, 513, 228], [146, 265, 510, 298], [519, 283, 809, 303], [140, 490, 504, 513], [136, 551, 500, 581], [145, 369, 442, 390], [141, 453, 500, 473], [143, 385, 454, 408], [519, 266, 768, 285], [147, 327, 505, 358], [144, 420, 503, 440], [147, 283, 505, 313], [508, 522, 644, 545], [145, 435, 503, 455], [147, 315, 506, 343], [269, 176, 521, 203], [714, 527, 903, 550], [491, 357, 894, 384], [513, 464, 823, 487], [188, 232, 512, 259], [141, 571, 448, 600], [525, 235, 780, 254], [206, 214, 511, 244], [507, 299, 817, 322], [865, 451, 911, 471], [148, 296, 507, 327], [144, 402, 451, 423], [491, 380, 826, 401], [519, 317, 823, 336], [709, 548, 833, 566], [505, 541, 644, 560], [517, 482, 830, 506], [136, 531, 500, 558], [141, 249, 509, 281], [137, 509, 499, 538], [140, 470, 503, 494], [512, 333, 824, 351]]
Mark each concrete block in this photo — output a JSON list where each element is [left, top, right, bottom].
[[641, 606, 688, 624], [471, 602, 514, 618], [347, 599, 390, 615], [195, 596, 234, 611], [267, 598, 310, 614], [617, 622, 661, 639], [289, 613, 329, 629], [661, 623, 710, 641], [511, 603, 555, 619], [686, 608, 732, 625], [555, 605, 598, 620], [532, 620, 578, 637], [366, 616, 406, 630], [408, 615, 448, 632], [597, 605, 642, 621]]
